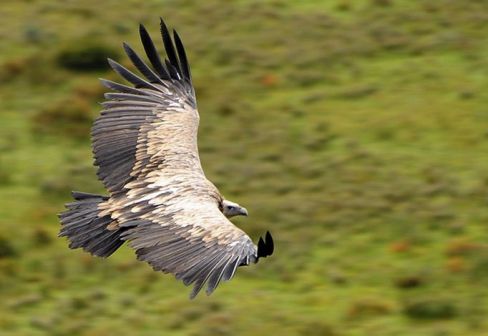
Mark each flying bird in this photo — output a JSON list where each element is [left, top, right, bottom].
[[59, 19, 274, 298]]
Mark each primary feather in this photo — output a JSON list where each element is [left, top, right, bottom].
[[59, 18, 273, 298]]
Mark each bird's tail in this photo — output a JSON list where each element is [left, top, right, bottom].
[[58, 191, 124, 257]]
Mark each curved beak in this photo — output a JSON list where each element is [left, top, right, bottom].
[[239, 207, 248, 216]]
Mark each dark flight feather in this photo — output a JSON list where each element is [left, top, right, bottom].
[[139, 24, 170, 79], [173, 30, 191, 82], [160, 18, 181, 76], [122, 42, 164, 84]]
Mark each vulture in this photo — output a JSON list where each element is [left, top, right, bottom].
[[59, 19, 274, 298]]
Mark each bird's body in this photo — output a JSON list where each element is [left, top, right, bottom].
[[59, 19, 273, 298]]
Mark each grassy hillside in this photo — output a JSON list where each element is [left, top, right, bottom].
[[1, 0, 488, 335]]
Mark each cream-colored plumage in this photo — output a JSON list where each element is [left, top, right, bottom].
[[59, 19, 273, 298]]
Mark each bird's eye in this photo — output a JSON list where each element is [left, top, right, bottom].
[[228, 206, 234, 210]]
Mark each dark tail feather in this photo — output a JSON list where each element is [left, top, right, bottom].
[[58, 191, 124, 257]]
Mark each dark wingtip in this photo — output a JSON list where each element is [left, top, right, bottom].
[[138, 22, 170, 80], [258, 237, 265, 253], [138, 24, 150, 44], [173, 29, 191, 82], [265, 231, 274, 256], [159, 18, 181, 78], [159, 17, 167, 30], [122, 42, 132, 57], [159, 17, 169, 40], [257, 231, 274, 259], [106, 58, 117, 71]]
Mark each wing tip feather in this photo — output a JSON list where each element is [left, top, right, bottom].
[[257, 231, 274, 260]]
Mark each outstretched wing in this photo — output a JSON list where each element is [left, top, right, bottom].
[[118, 191, 272, 298], [94, 19, 274, 297], [93, 19, 198, 193], [106, 167, 274, 297]]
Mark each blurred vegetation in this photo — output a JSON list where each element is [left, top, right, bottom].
[[56, 39, 120, 71], [1, 0, 488, 335]]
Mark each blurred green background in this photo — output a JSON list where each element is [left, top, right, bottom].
[[1, 0, 488, 335]]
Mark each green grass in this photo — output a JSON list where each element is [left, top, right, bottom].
[[1, 0, 488, 335]]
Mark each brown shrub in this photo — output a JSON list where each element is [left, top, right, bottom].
[[0, 59, 27, 79], [446, 257, 467, 273], [347, 298, 394, 318], [389, 239, 411, 253], [394, 274, 424, 289], [260, 73, 279, 87], [298, 320, 338, 336], [445, 238, 481, 256]]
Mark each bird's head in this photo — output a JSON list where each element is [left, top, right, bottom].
[[222, 200, 248, 218]]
